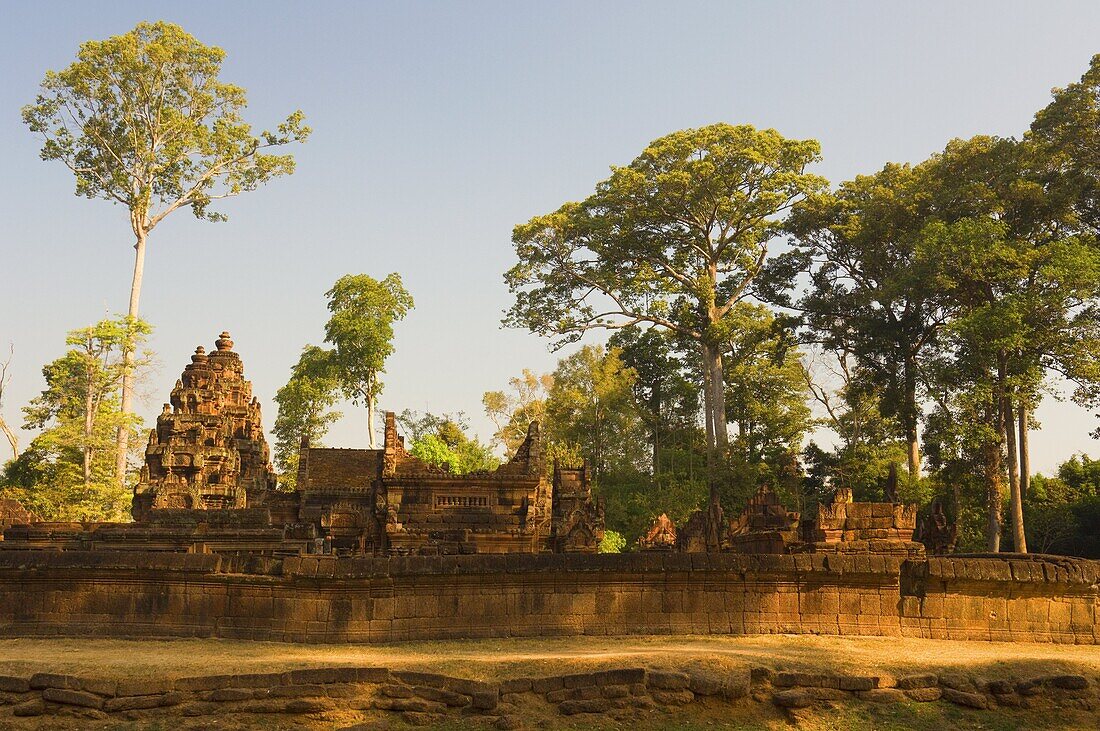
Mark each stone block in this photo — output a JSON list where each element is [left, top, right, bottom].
[[806, 687, 849, 701], [772, 689, 813, 708], [42, 687, 104, 709], [414, 685, 469, 707], [285, 667, 351, 685], [285, 698, 333, 713], [394, 671, 447, 688], [937, 673, 975, 692], [595, 668, 645, 686], [941, 687, 988, 709], [206, 687, 254, 702], [80, 677, 118, 697], [104, 694, 167, 712], [856, 688, 906, 703], [0, 676, 30, 693], [500, 678, 533, 694], [12, 698, 45, 716], [161, 691, 186, 707], [651, 689, 694, 705], [269, 684, 326, 698], [174, 674, 235, 692], [647, 670, 690, 690], [838, 676, 875, 692], [531, 676, 563, 693], [561, 672, 597, 689], [1050, 674, 1089, 690], [602, 684, 631, 699], [904, 687, 942, 702], [896, 674, 938, 690], [29, 672, 79, 690], [471, 689, 499, 710], [545, 688, 574, 703], [559, 698, 611, 714], [373, 697, 443, 713]]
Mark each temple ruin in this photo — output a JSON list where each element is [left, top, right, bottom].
[[3, 333, 606, 556]]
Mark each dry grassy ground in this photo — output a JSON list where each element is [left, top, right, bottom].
[[1, 633, 1097, 681], [0, 634, 1097, 730]]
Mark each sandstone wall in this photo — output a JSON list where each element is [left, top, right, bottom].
[[0, 551, 1094, 644]]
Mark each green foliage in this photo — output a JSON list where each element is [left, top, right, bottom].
[[723, 303, 813, 465], [1023, 457, 1100, 557], [483, 370, 553, 453], [505, 122, 826, 346], [325, 273, 414, 404], [544, 345, 648, 481], [22, 21, 309, 227], [505, 123, 828, 465], [1030, 53, 1100, 235], [786, 161, 942, 474], [0, 317, 150, 521], [802, 352, 910, 505], [323, 273, 414, 445], [399, 410, 500, 475], [272, 345, 342, 488], [597, 530, 626, 553]]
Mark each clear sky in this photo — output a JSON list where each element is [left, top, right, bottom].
[[2, 1, 1100, 474]]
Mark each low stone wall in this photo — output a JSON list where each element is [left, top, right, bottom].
[[0, 551, 1095, 644], [1, 663, 1096, 725]]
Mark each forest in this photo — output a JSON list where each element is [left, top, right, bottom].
[[3, 22, 1100, 557]]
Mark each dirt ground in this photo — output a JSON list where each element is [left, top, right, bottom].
[[0, 633, 1097, 682]]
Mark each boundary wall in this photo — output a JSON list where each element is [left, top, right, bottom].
[[0, 551, 1095, 644]]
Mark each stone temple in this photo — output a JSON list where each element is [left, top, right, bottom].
[[131, 332, 277, 519], [4, 333, 605, 556]]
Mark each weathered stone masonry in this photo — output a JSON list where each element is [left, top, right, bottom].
[[0, 551, 1095, 644]]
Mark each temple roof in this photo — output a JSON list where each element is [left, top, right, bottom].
[[300, 448, 381, 491]]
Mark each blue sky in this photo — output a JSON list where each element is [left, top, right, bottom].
[[2, 1, 1100, 472]]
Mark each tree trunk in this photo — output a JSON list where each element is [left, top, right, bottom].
[[1004, 395, 1025, 553], [651, 384, 661, 477], [986, 356, 1009, 553], [701, 344, 717, 504], [0, 417, 17, 462], [903, 356, 920, 479], [367, 393, 377, 449], [983, 429, 1003, 553], [115, 231, 147, 491], [703, 341, 729, 454], [1017, 404, 1030, 553], [84, 380, 95, 491]]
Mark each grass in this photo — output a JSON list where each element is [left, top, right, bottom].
[[0, 633, 1097, 681]]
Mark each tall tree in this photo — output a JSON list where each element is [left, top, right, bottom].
[[323, 273, 414, 448], [505, 123, 826, 501], [786, 162, 945, 479], [5, 317, 150, 520], [272, 345, 342, 488], [919, 136, 1100, 551], [22, 21, 310, 489]]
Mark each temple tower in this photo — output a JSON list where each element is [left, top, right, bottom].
[[132, 332, 275, 520]]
